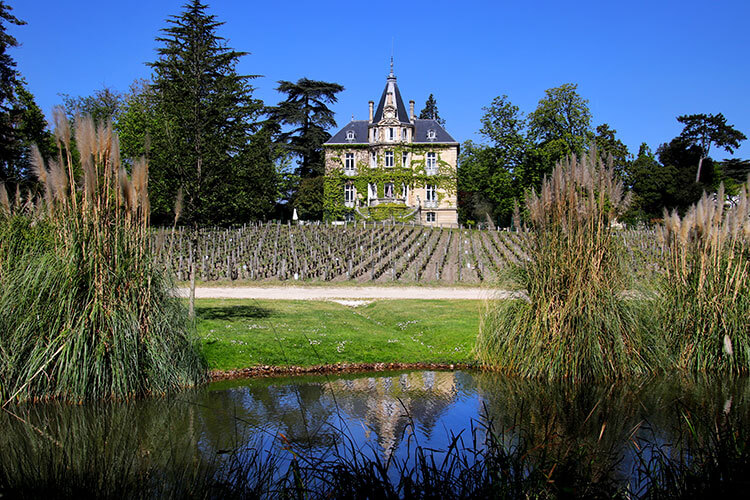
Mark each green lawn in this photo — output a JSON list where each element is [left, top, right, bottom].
[[196, 299, 481, 370]]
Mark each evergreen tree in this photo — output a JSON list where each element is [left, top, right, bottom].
[[676, 113, 746, 183], [269, 78, 343, 220], [270, 78, 344, 178], [0, 2, 53, 189], [418, 93, 445, 126], [148, 0, 263, 226]]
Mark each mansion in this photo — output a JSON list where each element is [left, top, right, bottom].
[[323, 68, 458, 226]]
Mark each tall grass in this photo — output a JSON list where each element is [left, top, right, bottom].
[[657, 177, 750, 373], [0, 112, 205, 403], [475, 150, 649, 380]]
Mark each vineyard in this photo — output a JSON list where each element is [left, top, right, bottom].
[[152, 222, 659, 284]]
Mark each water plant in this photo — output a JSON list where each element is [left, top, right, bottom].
[[656, 177, 750, 373], [0, 111, 205, 403], [475, 150, 649, 380]]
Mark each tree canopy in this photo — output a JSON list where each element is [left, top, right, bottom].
[[418, 94, 445, 126], [0, 1, 52, 189], [677, 113, 746, 182], [270, 78, 343, 178], [148, 0, 268, 225], [269, 78, 343, 219]]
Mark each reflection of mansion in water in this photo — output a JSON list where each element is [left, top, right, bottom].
[[333, 371, 460, 455]]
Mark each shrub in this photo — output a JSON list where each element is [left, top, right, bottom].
[[475, 150, 649, 380], [656, 178, 750, 373], [0, 112, 205, 403]]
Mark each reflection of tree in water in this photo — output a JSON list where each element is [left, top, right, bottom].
[[198, 380, 341, 452], [1, 394, 207, 483], [473, 373, 750, 488]]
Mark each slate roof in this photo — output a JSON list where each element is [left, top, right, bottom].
[[412, 119, 458, 144], [324, 72, 458, 146], [372, 74, 411, 124], [326, 120, 370, 144]]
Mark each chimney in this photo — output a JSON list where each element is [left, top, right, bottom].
[[409, 100, 415, 121], [368, 101, 374, 122]]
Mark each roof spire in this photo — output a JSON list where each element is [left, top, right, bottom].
[[389, 38, 394, 77]]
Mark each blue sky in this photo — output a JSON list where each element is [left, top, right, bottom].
[[8, 0, 750, 160]]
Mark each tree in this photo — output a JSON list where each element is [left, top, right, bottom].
[[418, 93, 445, 127], [459, 95, 527, 225], [149, 0, 264, 317], [594, 123, 631, 185], [149, 0, 262, 225], [528, 83, 592, 168], [0, 1, 46, 188], [677, 113, 746, 182], [270, 78, 344, 179], [61, 86, 125, 126]]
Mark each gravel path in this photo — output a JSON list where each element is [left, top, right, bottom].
[[178, 286, 517, 300]]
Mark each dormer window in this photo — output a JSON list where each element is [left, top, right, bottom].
[[346, 130, 355, 141], [427, 129, 436, 141]]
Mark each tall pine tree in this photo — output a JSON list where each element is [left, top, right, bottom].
[[418, 94, 445, 127], [0, 1, 52, 189], [149, 0, 263, 226]]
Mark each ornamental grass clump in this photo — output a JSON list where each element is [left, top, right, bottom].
[[0, 111, 205, 404], [475, 150, 649, 380], [657, 178, 750, 373]]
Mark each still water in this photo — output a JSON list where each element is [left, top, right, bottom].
[[3, 370, 749, 490]]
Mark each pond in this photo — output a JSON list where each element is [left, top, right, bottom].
[[2, 370, 749, 497]]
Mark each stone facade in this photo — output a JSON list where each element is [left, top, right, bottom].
[[323, 69, 458, 227]]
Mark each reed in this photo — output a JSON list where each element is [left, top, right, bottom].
[[656, 177, 750, 373], [475, 150, 650, 380], [0, 113, 205, 404]]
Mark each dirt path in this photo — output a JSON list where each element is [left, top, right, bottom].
[[179, 286, 516, 300]]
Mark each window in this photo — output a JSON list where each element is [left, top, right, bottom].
[[370, 151, 377, 167], [388, 127, 395, 141], [344, 184, 355, 204], [427, 129, 436, 140], [402, 151, 409, 167], [402, 128, 407, 141], [425, 184, 436, 202], [426, 152, 437, 173], [368, 182, 377, 200], [344, 153, 355, 173], [385, 151, 394, 167], [384, 182, 394, 198], [373, 129, 379, 141], [346, 130, 355, 141], [426, 212, 436, 222]]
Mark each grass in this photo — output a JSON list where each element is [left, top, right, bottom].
[[656, 180, 750, 373], [195, 299, 481, 370], [0, 113, 204, 404], [475, 151, 650, 380]]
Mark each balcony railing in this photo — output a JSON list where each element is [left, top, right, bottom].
[[370, 197, 406, 207]]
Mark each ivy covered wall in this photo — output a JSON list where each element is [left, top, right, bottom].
[[323, 144, 458, 222]]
